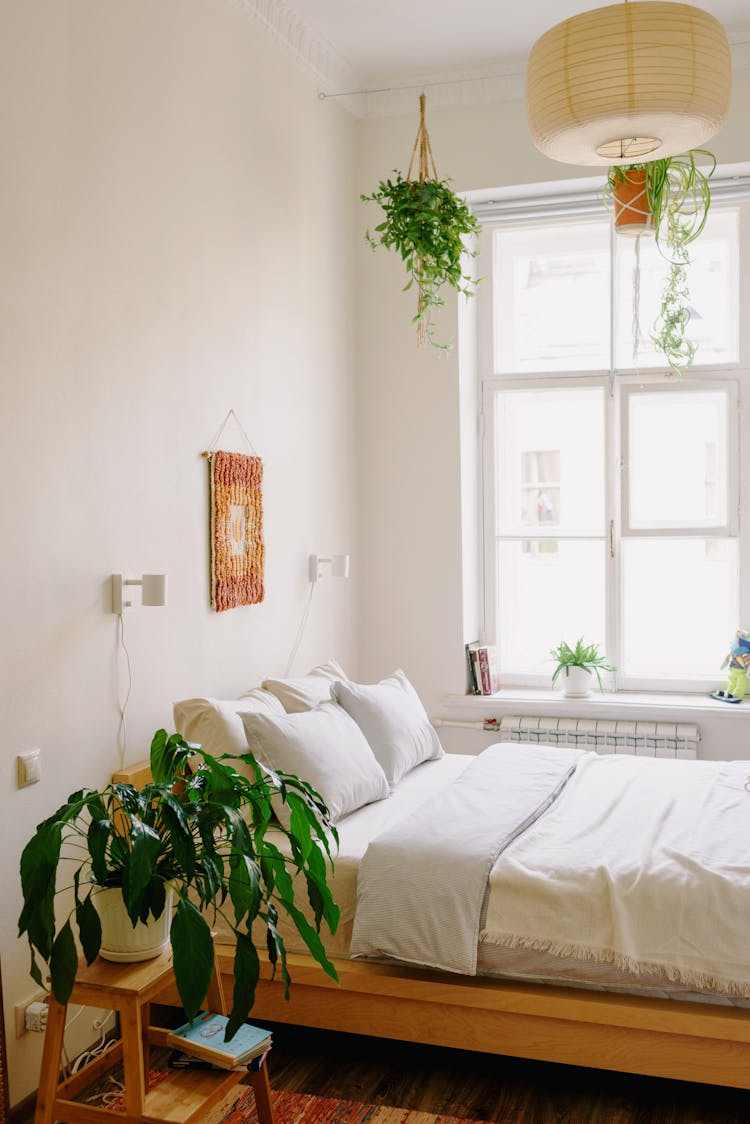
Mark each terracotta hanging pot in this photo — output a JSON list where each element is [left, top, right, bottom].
[[613, 169, 654, 236]]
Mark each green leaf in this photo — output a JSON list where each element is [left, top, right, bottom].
[[88, 815, 112, 886], [140, 876, 167, 925], [265, 914, 291, 997], [170, 897, 214, 1022], [225, 932, 260, 1040], [150, 729, 193, 784], [76, 893, 102, 966], [228, 855, 261, 927], [121, 820, 161, 924], [50, 920, 78, 1005], [19, 822, 61, 960], [288, 799, 313, 861], [279, 899, 338, 983], [159, 797, 196, 881]]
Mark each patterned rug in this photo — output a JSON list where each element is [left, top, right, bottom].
[[218, 1089, 492, 1123], [105, 1077, 490, 1123]]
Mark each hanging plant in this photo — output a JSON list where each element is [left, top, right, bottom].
[[604, 150, 715, 376], [361, 94, 481, 351]]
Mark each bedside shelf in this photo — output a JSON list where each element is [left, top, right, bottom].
[[34, 951, 274, 1124]]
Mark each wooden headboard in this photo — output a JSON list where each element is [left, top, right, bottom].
[[112, 760, 152, 788]]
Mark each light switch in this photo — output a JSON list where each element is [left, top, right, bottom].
[[17, 749, 41, 788]]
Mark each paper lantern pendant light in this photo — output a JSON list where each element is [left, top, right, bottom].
[[526, 1, 732, 167]]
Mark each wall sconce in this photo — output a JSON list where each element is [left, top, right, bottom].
[[111, 573, 167, 613], [308, 554, 350, 583], [284, 554, 351, 675]]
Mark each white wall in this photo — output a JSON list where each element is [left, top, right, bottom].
[[0, 0, 356, 1104], [355, 72, 750, 756]]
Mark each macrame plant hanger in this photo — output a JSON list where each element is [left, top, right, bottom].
[[406, 94, 438, 347]]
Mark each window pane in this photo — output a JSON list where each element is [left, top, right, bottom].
[[495, 388, 605, 535], [622, 539, 737, 679], [614, 208, 739, 370], [627, 389, 728, 529], [497, 540, 606, 675], [494, 221, 611, 372]]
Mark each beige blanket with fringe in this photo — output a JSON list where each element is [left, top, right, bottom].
[[482, 752, 750, 997]]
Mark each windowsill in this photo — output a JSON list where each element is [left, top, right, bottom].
[[442, 688, 750, 720]]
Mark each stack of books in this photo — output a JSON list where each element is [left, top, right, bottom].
[[166, 1012, 272, 1072], [465, 642, 499, 695]]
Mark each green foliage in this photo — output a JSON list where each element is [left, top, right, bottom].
[[361, 170, 481, 350], [18, 730, 340, 1039], [605, 150, 715, 376], [550, 638, 614, 692]]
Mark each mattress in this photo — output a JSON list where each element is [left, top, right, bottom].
[[232, 752, 747, 1006]]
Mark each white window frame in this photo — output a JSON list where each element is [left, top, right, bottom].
[[472, 176, 750, 694]]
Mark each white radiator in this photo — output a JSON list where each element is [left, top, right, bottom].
[[498, 715, 699, 759]]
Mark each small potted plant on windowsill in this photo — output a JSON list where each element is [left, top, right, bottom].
[[18, 730, 339, 1039], [550, 638, 614, 699]]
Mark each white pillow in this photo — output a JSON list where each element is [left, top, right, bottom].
[[332, 670, 444, 788], [241, 701, 389, 825], [261, 659, 348, 713], [173, 689, 284, 761]]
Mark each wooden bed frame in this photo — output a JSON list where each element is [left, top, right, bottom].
[[114, 761, 750, 1092]]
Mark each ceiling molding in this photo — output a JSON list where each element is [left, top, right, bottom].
[[228, 0, 359, 109], [230, 2, 750, 120]]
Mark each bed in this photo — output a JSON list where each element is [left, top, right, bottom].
[[115, 736, 750, 1092]]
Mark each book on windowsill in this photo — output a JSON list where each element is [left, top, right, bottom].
[[465, 642, 499, 695], [166, 1012, 272, 1070]]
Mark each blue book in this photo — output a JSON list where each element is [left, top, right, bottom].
[[166, 1012, 272, 1069]]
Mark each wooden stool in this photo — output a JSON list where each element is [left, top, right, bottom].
[[34, 949, 275, 1124]]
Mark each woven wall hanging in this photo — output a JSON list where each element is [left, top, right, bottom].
[[204, 412, 264, 612]]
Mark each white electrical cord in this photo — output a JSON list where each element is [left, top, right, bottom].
[[117, 611, 133, 767], [283, 582, 317, 676], [56, 1007, 121, 1106]]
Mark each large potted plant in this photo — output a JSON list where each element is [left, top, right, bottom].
[[361, 94, 481, 351], [605, 150, 715, 375], [18, 730, 339, 1039]]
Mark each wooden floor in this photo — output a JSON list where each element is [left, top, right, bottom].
[[265, 1023, 750, 1124], [14, 1021, 750, 1122]]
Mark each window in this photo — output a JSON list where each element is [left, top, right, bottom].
[[476, 190, 749, 691]]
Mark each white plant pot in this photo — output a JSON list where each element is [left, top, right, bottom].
[[96, 886, 173, 963], [558, 665, 593, 699]]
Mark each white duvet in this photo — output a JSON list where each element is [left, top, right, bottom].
[[350, 745, 750, 999], [350, 743, 581, 974], [482, 751, 750, 997]]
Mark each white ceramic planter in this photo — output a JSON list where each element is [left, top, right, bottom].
[[96, 886, 173, 963], [559, 665, 593, 699]]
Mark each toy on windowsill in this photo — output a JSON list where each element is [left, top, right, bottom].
[[711, 631, 750, 704]]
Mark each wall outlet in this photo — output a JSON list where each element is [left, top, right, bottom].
[[14, 990, 47, 1037]]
